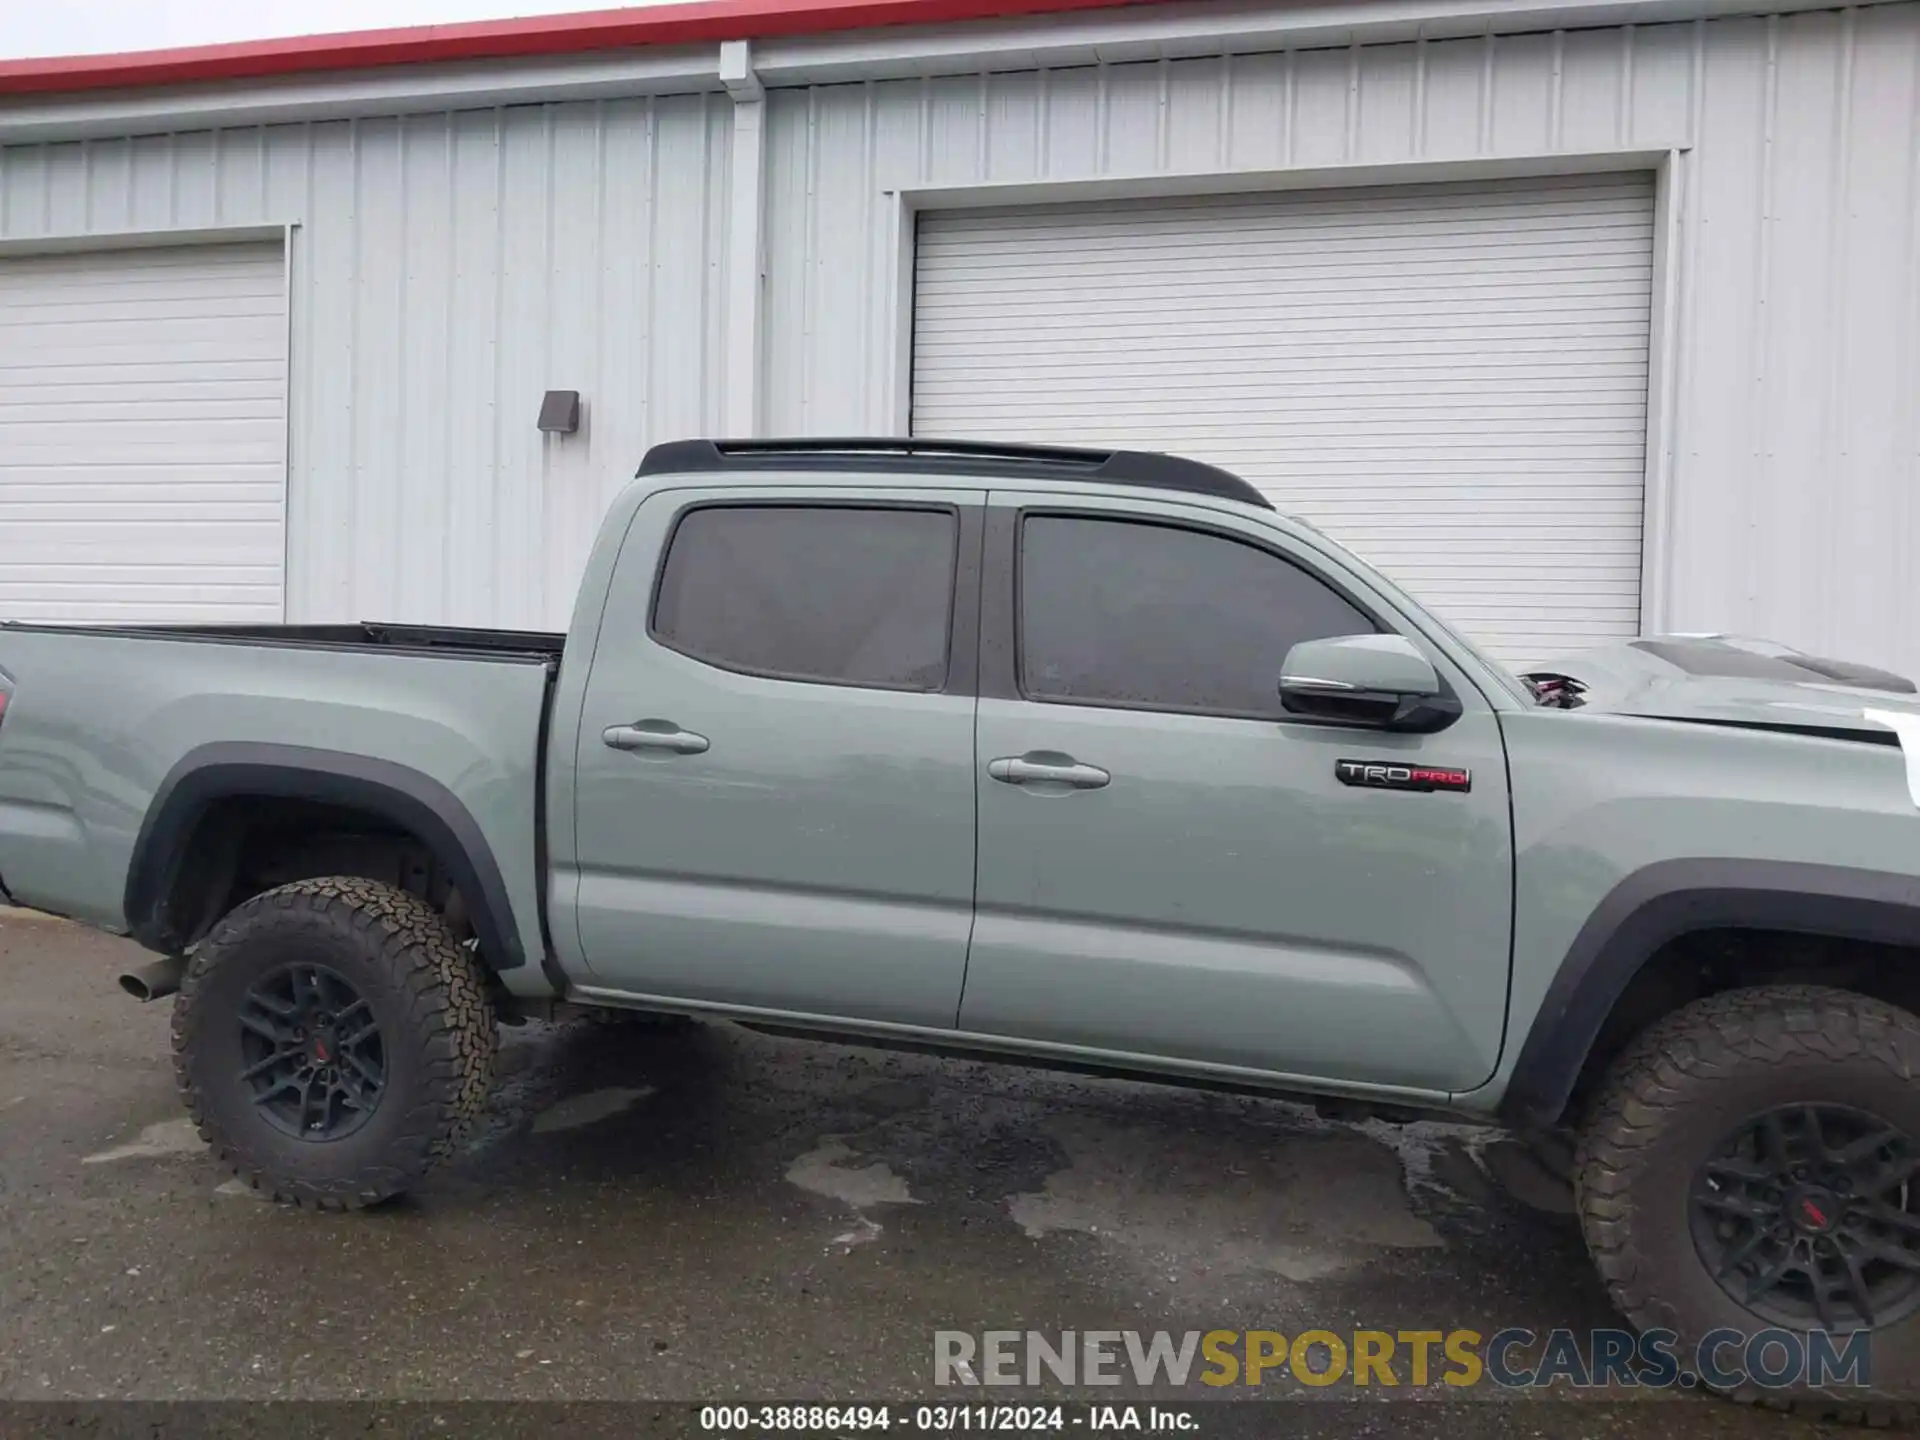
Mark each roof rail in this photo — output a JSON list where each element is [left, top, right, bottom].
[[637, 437, 1273, 510]]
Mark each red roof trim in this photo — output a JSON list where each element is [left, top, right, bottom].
[[0, 0, 1159, 97]]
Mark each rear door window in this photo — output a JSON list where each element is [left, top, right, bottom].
[[652, 505, 958, 691]]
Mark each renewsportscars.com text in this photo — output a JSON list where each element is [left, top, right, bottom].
[[933, 1327, 1873, 1391]]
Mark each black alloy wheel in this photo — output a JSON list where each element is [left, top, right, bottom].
[[1690, 1103, 1920, 1332], [239, 962, 389, 1141]]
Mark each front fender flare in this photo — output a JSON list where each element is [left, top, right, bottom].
[[124, 742, 527, 970], [1499, 858, 1920, 1129]]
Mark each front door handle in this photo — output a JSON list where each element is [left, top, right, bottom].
[[988, 754, 1110, 790], [602, 720, 710, 755]]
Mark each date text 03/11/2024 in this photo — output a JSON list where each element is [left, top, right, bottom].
[[699, 1405, 1191, 1433]]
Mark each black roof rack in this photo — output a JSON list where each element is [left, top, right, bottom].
[[637, 437, 1273, 511]]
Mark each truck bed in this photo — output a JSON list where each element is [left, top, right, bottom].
[[0, 619, 556, 967]]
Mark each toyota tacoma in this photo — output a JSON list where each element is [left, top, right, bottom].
[[0, 438, 1915, 1417]]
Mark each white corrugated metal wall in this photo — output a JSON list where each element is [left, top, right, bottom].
[[909, 175, 1658, 663], [1, 6, 1918, 668], [762, 6, 1920, 675], [0, 98, 732, 629]]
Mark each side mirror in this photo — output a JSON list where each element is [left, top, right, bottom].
[[1279, 634, 1459, 732]]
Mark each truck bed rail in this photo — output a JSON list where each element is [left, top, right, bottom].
[[0, 620, 564, 662]]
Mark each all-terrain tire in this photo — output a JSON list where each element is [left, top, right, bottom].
[[172, 877, 498, 1210], [1576, 984, 1920, 1426]]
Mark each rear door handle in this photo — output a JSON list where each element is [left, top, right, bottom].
[[988, 754, 1110, 789], [602, 720, 710, 755]]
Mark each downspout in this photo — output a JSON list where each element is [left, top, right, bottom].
[[720, 39, 767, 438]]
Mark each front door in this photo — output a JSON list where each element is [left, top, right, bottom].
[[570, 486, 983, 1028], [961, 494, 1513, 1093]]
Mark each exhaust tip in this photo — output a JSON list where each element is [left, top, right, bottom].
[[119, 957, 184, 1003]]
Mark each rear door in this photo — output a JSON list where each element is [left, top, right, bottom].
[[961, 492, 1514, 1093], [569, 486, 983, 1028]]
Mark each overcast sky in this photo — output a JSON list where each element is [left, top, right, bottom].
[[2, 2, 673, 60]]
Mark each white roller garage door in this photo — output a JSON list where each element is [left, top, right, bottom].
[[0, 241, 287, 623], [912, 173, 1655, 664]]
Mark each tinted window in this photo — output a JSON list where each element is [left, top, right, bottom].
[[653, 505, 956, 690], [1018, 515, 1375, 716]]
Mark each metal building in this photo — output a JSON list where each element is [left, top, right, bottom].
[[1, 0, 1917, 671]]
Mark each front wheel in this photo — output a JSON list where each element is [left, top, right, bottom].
[[171, 877, 498, 1210], [1576, 984, 1920, 1424]]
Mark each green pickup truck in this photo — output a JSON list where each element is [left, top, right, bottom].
[[0, 438, 1916, 1413]]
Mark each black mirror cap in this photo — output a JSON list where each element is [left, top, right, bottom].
[[1279, 683, 1463, 734]]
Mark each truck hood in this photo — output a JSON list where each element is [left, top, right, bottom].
[[1517, 634, 1920, 744]]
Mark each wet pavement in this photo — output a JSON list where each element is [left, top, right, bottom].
[[0, 911, 1866, 1437]]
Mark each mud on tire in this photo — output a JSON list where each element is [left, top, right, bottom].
[[1576, 984, 1920, 1426], [171, 876, 498, 1210]]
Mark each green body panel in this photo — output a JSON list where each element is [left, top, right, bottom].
[[0, 628, 554, 995], [1469, 675, 1920, 1105]]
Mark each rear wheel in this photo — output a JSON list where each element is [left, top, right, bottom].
[[1577, 985, 1920, 1424], [172, 876, 497, 1209]]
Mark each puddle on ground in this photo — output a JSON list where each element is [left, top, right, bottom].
[[786, 1137, 920, 1247], [1007, 1113, 1442, 1282], [81, 1117, 201, 1165]]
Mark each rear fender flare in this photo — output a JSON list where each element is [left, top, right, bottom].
[[124, 742, 526, 970]]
